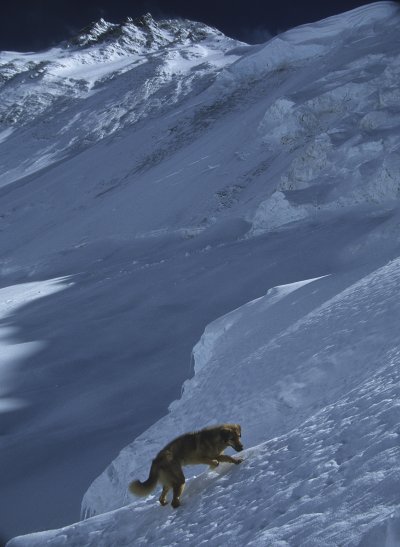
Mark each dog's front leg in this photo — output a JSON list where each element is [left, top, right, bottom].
[[198, 457, 220, 469], [217, 454, 243, 464]]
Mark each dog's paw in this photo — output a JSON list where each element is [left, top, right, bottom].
[[211, 459, 219, 468], [171, 499, 181, 509], [234, 457, 244, 464]]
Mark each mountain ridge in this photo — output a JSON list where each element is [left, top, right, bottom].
[[67, 12, 224, 50]]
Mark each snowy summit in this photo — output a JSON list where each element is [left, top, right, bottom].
[[2, 2, 400, 545]]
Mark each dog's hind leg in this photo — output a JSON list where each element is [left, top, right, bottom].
[[171, 482, 185, 508], [159, 485, 170, 506], [170, 464, 185, 508]]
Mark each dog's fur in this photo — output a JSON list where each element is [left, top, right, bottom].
[[129, 423, 243, 508]]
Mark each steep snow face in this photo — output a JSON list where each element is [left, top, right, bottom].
[[80, 255, 400, 519], [3, 1, 400, 543], [9, 259, 400, 546]]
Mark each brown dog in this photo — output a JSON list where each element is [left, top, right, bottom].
[[129, 423, 243, 508]]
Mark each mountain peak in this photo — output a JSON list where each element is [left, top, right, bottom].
[[133, 12, 155, 27], [69, 18, 120, 47], [68, 13, 223, 51]]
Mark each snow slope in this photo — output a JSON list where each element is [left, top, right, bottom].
[[2, 1, 400, 543], [8, 258, 400, 545]]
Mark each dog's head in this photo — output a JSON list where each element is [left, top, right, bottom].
[[220, 424, 243, 452]]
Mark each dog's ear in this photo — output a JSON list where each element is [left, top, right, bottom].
[[220, 428, 231, 442]]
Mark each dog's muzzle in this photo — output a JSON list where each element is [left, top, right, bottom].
[[234, 442, 244, 452]]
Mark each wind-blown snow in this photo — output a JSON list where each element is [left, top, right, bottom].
[[3, 1, 400, 544]]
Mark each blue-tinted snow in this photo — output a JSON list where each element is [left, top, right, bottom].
[[3, 2, 400, 545]]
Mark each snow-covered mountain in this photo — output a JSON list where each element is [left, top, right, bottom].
[[3, 2, 400, 545], [0, 13, 238, 188]]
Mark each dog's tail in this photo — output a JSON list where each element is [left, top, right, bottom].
[[129, 461, 159, 497]]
